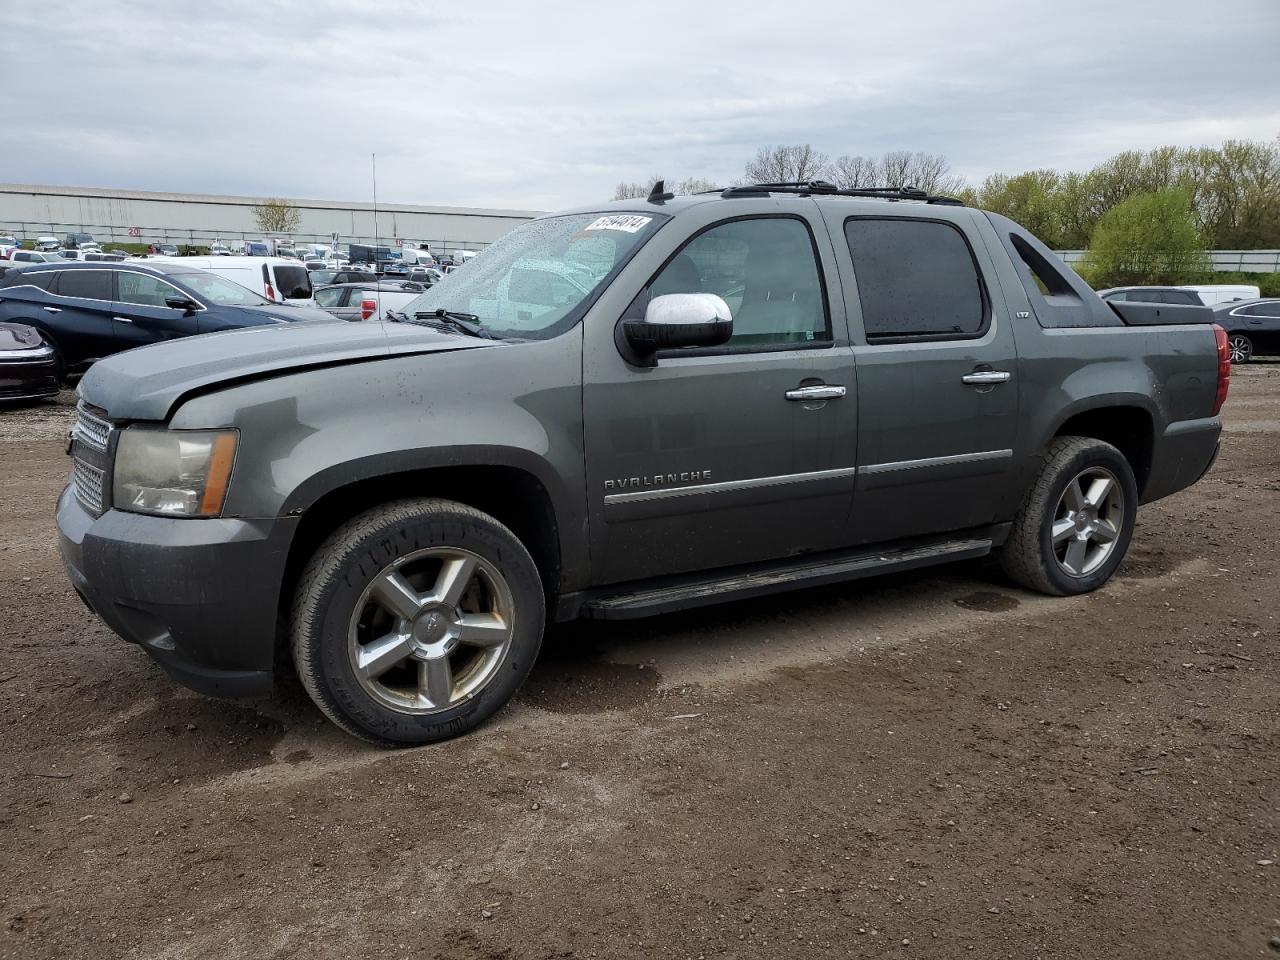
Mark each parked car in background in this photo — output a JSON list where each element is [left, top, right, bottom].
[[0, 321, 60, 402], [404, 268, 443, 285], [243, 241, 271, 257], [149, 242, 180, 257], [1214, 298, 1280, 363], [0, 235, 20, 257], [308, 268, 378, 287], [313, 281, 426, 321], [0, 261, 333, 377], [209, 242, 232, 256], [35, 237, 61, 252], [11, 250, 64, 264], [62, 249, 127, 262], [1180, 284, 1260, 306], [1096, 286, 1205, 305], [144, 255, 316, 306], [63, 233, 99, 252]]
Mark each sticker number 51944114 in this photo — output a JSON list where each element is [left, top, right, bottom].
[[583, 215, 653, 233]]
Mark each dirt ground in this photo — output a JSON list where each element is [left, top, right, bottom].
[[1, 366, 1277, 960]]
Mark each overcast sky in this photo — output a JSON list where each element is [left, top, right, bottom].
[[3, 0, 1277, 211]]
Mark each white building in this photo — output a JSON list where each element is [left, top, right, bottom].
[[0, 183, 542, 253]]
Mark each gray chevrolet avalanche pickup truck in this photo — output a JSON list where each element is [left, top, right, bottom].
[[56, 182, 1231, 745]]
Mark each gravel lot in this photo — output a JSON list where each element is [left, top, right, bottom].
[[1, 368, 1277, 960]]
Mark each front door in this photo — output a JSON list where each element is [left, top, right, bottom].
[[111, 270, 200, 349], [821, 209, 1020, 545], [583, 207, 858, 586]]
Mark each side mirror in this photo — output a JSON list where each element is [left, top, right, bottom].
[[165, 295, 198, 313], [623, 293, 733, 358]]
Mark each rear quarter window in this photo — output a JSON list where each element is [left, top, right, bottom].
[[53, 270, 112, 300]]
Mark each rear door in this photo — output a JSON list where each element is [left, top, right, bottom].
[[45, 269, 119, 366], [111, 269, 201, 348], [1231, 301, 1280, 355], [819, 207, 1020, 545]]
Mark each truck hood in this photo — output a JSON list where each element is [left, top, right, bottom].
[[80, 320, 499, 421]]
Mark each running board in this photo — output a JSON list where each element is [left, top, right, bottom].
[[576, 537, 993, 620]]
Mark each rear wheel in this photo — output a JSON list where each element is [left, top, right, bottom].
[[1227, 333, 1253, 364], [291, 498, 545, 745], [998, 436, 1138, 596]]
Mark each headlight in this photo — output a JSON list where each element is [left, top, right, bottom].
[[113, 428, 238, 517]]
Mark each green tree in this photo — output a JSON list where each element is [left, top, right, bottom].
[[974, 170, 1064, 247], [1078, 189, 1210, 287], [254, 198, 302, 234]]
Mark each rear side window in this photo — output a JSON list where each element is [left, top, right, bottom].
[[844, 218, 986, 340], [314, 287, 344, 308], [53, 270, 112, 300], [1239, 301, 1280, 318], [273, 265, 312, 299], [1, 269, 54, 291]]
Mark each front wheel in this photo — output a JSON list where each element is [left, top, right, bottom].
[[1227, 333, 1253, 364], [998, 436, 1138, 596], [291, 498, 545, 745]]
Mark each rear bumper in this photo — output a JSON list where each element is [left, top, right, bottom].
[[1141, 416, 1222, 503], [56, 485, 298, 698]]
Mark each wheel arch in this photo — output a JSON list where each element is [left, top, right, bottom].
[[1048, 401, 1156, 497]]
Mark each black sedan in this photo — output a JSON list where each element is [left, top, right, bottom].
[[1214, 298, 1280, 363], [0, 262, 334, 378], [0, 322, 59, 402]]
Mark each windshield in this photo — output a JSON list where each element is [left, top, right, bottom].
[[168, 270, 270, 306], [398, 212, 665, 339]]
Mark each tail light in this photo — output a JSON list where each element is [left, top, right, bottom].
[[1212, 323, 1231, 416], [360, 298, 377, 320], [265, 282, 277, 301]]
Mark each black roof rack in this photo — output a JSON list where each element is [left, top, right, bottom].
[[717, 180, 964, 206]]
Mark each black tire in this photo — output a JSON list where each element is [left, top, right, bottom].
[[1227, 333, 1253, 364], [291, 498, 545, 746], [998, 436, 1138, 596]]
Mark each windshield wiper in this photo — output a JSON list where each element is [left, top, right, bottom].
[[412, 308, 493, 339]]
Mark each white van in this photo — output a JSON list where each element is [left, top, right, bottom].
[[145, 256, 315, 306], [1178, 284, 1261, 306]]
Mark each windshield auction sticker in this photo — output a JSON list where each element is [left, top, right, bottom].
[[584, 215, 653, 233]]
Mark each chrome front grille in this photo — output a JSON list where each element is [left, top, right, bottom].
[[70, 403, 115, 516], [72, 458, 106, 514], [72, 403, 111, 452]]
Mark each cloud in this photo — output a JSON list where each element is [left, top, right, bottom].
[[1, 0, 1276, 210]]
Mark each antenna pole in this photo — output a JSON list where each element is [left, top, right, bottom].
[[372, 152, 379, 259]]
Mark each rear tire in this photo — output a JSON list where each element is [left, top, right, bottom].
[[1227, 333, 1253, 364], [998, 436, 1137, 596], [291, 498, 545, 746]]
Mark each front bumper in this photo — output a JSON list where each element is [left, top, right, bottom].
[[56, 485, 298, 698], [0, 355, 59, 401]]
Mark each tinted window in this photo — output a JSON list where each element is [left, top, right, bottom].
[[54, 270, 112, 300], [273, 265, 312, 299], [1, 269, 54, 291], [649, 216, 827, 347], [845, 219, 986, 339], [1241, 301, 1280, 318], [117, 272, 183, 307]]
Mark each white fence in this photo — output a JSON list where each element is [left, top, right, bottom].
[[1056, 250, 1280, 273]]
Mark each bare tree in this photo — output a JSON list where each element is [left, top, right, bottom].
[[674, 177, 718, 194], [613, 175, 719, 199], [828, 151, 965, 194], [254, 198, 302, 234], [744, 144, 830, 184]]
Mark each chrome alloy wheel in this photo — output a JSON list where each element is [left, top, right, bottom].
[[1227, 335, 1252, 364], [348, 547, 516, 714], [1051, 467, 1125, 578]]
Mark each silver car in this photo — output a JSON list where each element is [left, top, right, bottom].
[[313, 281, 426, 322]]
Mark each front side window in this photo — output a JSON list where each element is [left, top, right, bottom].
[[400, 212, 666, 339], [648, 216, 828, 348], [314, 287, 345, 308], [845, 218, 987, 340], [165, 271, 268, 306], [54, 269, 111, 301], [117, 272, 183, 307]]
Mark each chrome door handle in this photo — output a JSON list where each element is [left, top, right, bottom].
[[113, 316, 134, 324], [961, 371, 1011, 385], [785, 384, 846, 401], [43, 306, 61, 314]]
